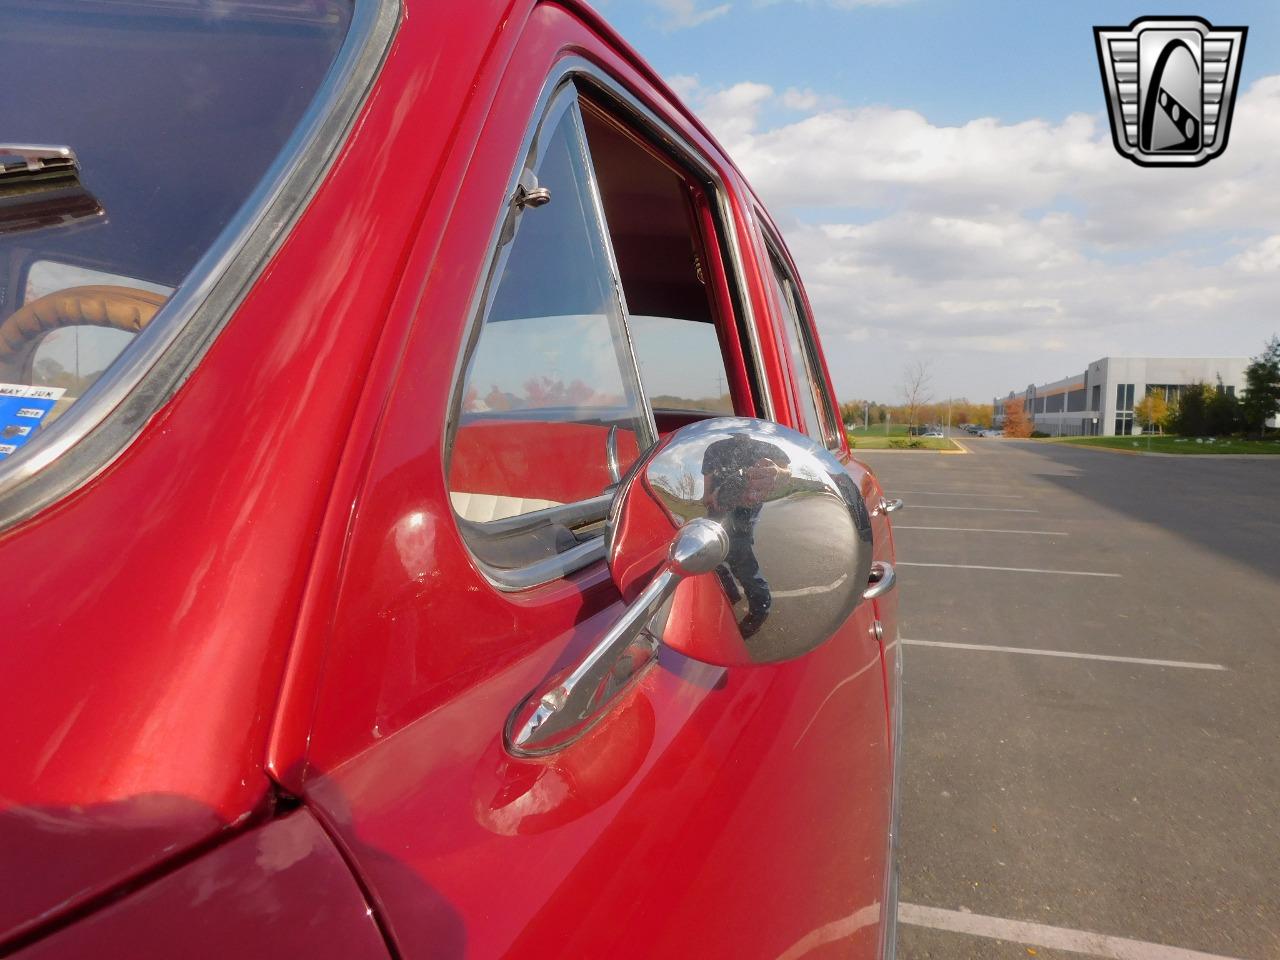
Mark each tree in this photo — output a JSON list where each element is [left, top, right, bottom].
[[1002, 397, 1032, 438], [1171, 382, 1211, 436], [1240, 335, 1280, 437], [1205, 379, 1241, 435], [1134, 391, 1169, 434], [899, 360, 933, 428]]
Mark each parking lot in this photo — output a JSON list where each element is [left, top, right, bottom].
[[858, 437, 1280, 959]]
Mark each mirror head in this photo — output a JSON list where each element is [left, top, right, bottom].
[[608, 417, 874, 667]]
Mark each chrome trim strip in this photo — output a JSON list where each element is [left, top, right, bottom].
[[444, 56, 776, 590], [478, 537, 607, 593], [719, 198, 775, 419], [0, 0, 402, 531]]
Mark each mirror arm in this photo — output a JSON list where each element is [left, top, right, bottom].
[[506, 518, 728, 756]]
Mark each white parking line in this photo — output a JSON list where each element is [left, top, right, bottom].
[[908, 505, 1040, 513], [894, 525, 1068, 536], [898, 903, 1247, 960], [902, 639, 1227, 671], [892, 490, 1025, 498], [897, 561, 1120, 578]]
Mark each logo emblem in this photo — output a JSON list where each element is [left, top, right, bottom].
[[1094, 16, 1247, 166]]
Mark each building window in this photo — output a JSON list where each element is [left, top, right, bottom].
[[1091, 384, 1101, 410], [1115, 383, 1135, 412]]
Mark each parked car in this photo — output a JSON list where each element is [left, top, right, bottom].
[[0, 2, 900, 958], [981, 429, 1003, 437]]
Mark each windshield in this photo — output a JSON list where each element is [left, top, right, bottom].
[[0, 0, 353, 461]]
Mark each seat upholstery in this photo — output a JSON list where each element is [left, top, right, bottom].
[[450, 491, 562, 523]]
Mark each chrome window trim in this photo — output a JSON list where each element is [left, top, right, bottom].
[[443, 57, 776, 592], [759, 225, 843, 451], [475, 538, 607, 593], [0, 0, 402, 532], [719, 198, 775, 420], [443, 81, 650, 595]]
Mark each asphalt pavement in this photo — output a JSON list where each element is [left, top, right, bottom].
[[857, 435, 1280, 960]]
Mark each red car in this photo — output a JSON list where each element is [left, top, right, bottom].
[[0, 1, 901, 957]]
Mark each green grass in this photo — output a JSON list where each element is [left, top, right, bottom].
[[845, 424, 914, 437], [848, 433, 961, 451], [1050, 435, 1280, 455]]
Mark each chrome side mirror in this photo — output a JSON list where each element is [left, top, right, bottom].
[[507, 418, 874, 755], [609, 417, 874, 665]]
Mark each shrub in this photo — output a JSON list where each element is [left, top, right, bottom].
[[1030, 430, 1050, 438]]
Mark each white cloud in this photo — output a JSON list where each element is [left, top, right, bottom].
[[650, 0, 732, 30], [780, 87, 827, 111], [673, 75, 1280, 399], [1231, 235, 1280, 274]]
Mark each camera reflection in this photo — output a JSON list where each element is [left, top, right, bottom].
[[700, 433, 792, 638]]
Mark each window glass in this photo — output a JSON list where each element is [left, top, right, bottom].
[[17, 262, 175, 421], [0, 0, 352, 462], [767, 252, 830, 445], [629, 316, 733, 414], [449, 95, 650, 528], [578, 106, 738, 424], [1116, 383, 1136, 411]]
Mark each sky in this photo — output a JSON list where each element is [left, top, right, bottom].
[[595, 0, 1280, 403]]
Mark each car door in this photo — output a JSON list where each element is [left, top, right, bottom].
[[292, 6, 892, 958], [759, 229, 903, 935]]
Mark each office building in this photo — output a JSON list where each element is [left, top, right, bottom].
[[994, 356, 1249, 436]]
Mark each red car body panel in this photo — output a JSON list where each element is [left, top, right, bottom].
[[0, 0, 898, 955], [13, 811, 389, 959], [0, 0, 501, 944]]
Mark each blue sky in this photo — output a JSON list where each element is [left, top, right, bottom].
[[596, 1, 1280, 403], [606, 3, 1280, 127]]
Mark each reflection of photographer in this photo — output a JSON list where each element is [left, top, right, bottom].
[[701, 434, 791, 637]]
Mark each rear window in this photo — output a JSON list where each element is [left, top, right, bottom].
[[0, 0, 354, 461]]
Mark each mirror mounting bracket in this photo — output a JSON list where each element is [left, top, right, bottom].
[[505, 518, 727, 757]]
